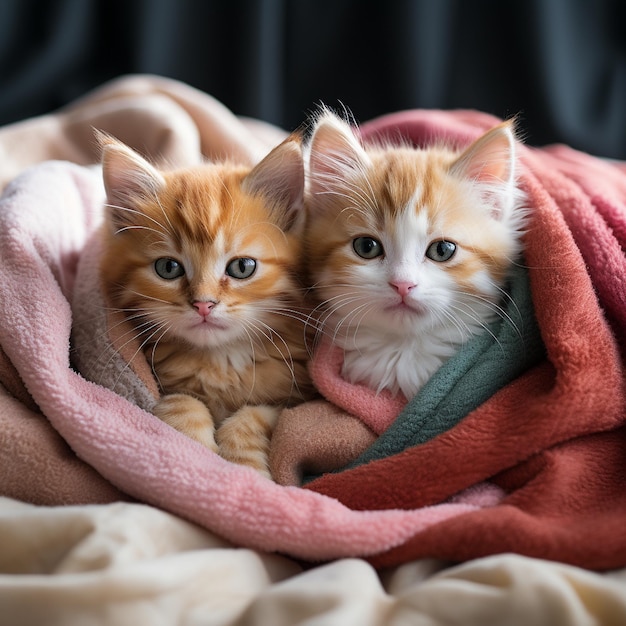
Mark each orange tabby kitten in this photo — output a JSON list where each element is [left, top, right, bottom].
[[304, 111, 527, 400], [99, 134, 316, 478]]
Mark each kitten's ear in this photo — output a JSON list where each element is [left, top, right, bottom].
[[98, 131, 166, 231], [242, 133, 304, 231], [450, 120, 519, 220], [306, 111, 371, 201]]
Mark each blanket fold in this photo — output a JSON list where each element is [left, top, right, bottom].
[[0, 75, 625, 570]]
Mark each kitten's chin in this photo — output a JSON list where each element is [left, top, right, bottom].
[[378, 298, 433, 330], [176, 322, 241, 348], [334, 308, 433, 341], [384, 300, 426, 317]]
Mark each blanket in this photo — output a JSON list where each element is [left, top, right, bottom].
[[4, 496, 626, 626], [0, 76, 625, 576]]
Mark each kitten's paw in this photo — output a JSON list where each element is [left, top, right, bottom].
[[216, 405, 280, 479], [153, 393, 218, 452]]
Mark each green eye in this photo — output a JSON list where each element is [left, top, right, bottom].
[[226, 257, 257, 279], [154, 257, 185, 279], [353, 237, 384, 259], [426, 240, 457, 262]]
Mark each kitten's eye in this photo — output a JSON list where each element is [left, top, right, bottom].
[[426, 240, 457, 262], [226, 257, 257, 279], [353, 237, 384, 259], [154, 257, 185, 279]]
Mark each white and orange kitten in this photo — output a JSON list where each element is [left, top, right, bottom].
[[304, 112, 527, 399], [99, 134, 316, 478]]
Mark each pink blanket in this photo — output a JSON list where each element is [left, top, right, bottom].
[[1, 76, 625, 569]]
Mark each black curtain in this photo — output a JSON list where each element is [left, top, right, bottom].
[[0, 0, 624, 158]]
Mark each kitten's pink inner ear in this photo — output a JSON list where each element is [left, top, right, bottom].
[[242, 136, 304, 229], [307, 116, 370, 193], [101, 140, 166, 213], [450, 122, 516, 185]]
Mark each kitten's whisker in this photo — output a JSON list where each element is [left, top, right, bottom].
[[317, 295, 370, 327], [116, 286, 174, 306], [246, 320, 296, 376], [244, 319, 308, 401], [317, 187, 371, 211], [315, 164, 378, 212], [115, 225, 169, 238], [456, 290, 522, 341], [330, 300, 374, 348], [318, 292, 371, 311], [79, 315, 158, 380], [75, 307, 169, 367], [151, 192, 176, 240], [254, 306, 317, 327], [74, 302, 155, 319], [307, 280, 363, 292], [145, 323, 174, 392], [315, 192, 372, 223], [239, 325, 258, 404], [431, 306, 474, 347], [218, 176, 236, 216], [109, 316, 167, 348], [252, 306, 322, 353], [445, 303, 504, 353], [105, 203, 171, 239], [74, 309, 165, 359], [108, 319, 170, 392], [313, 294, 371, 344], [489, 283, 524, 338], [239, 220, 288, 251], [346, 302, 379, 352], [95, 312, 169, 385], [310, 290, 368, 315]]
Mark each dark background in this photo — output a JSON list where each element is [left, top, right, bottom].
[[1, 0, 625, 158]]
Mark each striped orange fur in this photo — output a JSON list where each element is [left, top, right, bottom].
[[99, 134, 316, 479], [304, 111, 528, 399]]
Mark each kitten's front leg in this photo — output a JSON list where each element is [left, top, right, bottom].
[[215, 405, 280, 480], [152, 393, 218, 452]]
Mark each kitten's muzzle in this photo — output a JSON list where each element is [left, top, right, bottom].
[[193, 301, 217, 317], [389, 280, 416, 298]]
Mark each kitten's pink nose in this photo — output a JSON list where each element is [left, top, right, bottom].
[[390, 280, 416, 297], [193, 301, 216, 317]]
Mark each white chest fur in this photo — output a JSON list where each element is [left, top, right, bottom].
[[338, 325, 466, 399]]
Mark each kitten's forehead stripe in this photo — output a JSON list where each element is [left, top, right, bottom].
[[159, 167, 247, 249], [369, 151, 446, 224]]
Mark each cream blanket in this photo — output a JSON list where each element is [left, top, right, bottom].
[[2, 497, 626, 625]]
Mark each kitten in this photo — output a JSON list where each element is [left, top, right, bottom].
[[99, 134, 316, 478], [304, 111, 527, 400]]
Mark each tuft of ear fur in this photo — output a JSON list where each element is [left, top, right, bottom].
[[449, 120, 520, 221], [242, 133, 304, 232], [98, 131, 166, 233], [305, 110, 372, 202]]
